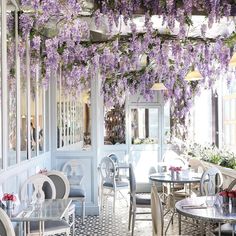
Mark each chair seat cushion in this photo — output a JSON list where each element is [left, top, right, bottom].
[[214, 223, 236, 235], [69, 188, 86, 198], [30, 220, 70, 233], [103, 181, 128, 188], [135, 194, 151, 205]]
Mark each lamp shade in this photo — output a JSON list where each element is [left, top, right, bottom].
[[185, 69, 203, 81], [151, 82, 167, 90], [229, 53, 236, 67]]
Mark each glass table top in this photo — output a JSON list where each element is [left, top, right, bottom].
[[7, 199, 72, 222], [176, 196, 236, 222], [149, 171, 202, 183]]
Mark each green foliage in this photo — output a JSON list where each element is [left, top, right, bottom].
[[186, 143, 236, 169]]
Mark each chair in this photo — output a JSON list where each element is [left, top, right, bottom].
[[0, 207, 16, 236], [151, 185, 163, 236], [62, 160, 86, 224], [99, 156, 128, 212], [20, 174, 56, 201], [128, 163, 151, 236], [20, 174, 70, 236], [200, 167, 223, 196], [43, 170, 75, 235]]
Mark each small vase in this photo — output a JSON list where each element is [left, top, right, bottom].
[[176, 171, 180, 179], [171, 170, 175, 179], [6, 201, 13, 209], [231, 197, 236, 207]]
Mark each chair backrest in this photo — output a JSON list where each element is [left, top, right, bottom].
[[99, 157, 116, 186], [162, 151, 188, 169], [107, 153, 119, 165], [200, 167, 223, 196], [129, 164, 136, 195], [0, 208, 15, 236], [62, 160, 84, 177], [21, 174, 56, 201], [43, 171, 70, 199], [151, 185, 163, 236], [227, 179, 236, 191]]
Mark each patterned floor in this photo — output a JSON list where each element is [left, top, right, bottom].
[[74, 193, 208, 236]]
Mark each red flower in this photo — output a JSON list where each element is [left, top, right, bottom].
[[2, 193, 16, 202], [169, 166, 182, 172], [219, 190, 229, 197], [228, 190, 236, 198]]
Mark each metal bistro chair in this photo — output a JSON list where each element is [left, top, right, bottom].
[[42, 170, 75, 235], [200, 167, 223, 196], [128, 163, 152, 236], [62, 160, 86, 224], [0, 207, 16, 236], [99, 156, 128, 212], [20, 174, 70, 236]]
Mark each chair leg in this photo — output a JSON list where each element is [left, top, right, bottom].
[[128, 204, 132, 231], [82, 199, 85, 225], [131, 210, 136, 236], [113, 191, 116, 212], [100, 186, 103, 209]]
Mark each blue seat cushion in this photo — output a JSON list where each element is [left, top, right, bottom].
[[132, 194, 151, 205], [103, 181, 128, 188], [69, 188, 86, 198]]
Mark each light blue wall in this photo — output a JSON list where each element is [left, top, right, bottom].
[[0, 152, 51, 199]]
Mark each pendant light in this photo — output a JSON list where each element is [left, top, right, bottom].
[[229, 52, 236, 67], [185, 67, 203, 81], [151, 82, 167, 90]]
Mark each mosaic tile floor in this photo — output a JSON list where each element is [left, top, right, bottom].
[[74, 192, 209, 236]]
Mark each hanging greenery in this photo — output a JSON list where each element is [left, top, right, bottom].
[[6, 0, 236, 139]]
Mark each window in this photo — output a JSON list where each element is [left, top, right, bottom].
[[131, 108, 159, 144], [222, 79, 236, 151], [57, 73, 91, 150]]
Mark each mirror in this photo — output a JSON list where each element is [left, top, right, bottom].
[[104, 105, 126, 145]]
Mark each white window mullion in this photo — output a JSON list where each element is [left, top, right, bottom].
[[59, 66, 62, 148], [35, 64, 39, 155], [15, 10, 21, 164], [1, 0, 7, 169], [26, 38, 31, 159], [43, 88, 46, 152]]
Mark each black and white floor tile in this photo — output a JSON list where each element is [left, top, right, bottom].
[[73, 196, 207, 236]]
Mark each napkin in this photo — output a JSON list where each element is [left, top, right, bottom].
[[16, 210, 33, 218], [182, 204, 207, 209]]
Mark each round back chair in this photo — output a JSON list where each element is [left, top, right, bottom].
[[21, 174, 56, 201], [200, 167, 223, 196], [0, 208, 15, 236], [227, 179, 236, 191], [100, 156, 116, 187], [151, 185, 163, 236], [43, 170, 70, 199]]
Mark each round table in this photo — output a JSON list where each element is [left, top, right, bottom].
[[175, 196, 236, 236], [149, 171, 202, 234]]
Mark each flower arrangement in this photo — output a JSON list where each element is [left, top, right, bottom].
[[2, 193, 16, 202], [169, 166, 182, 172], [38, 168, 47, 174]]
